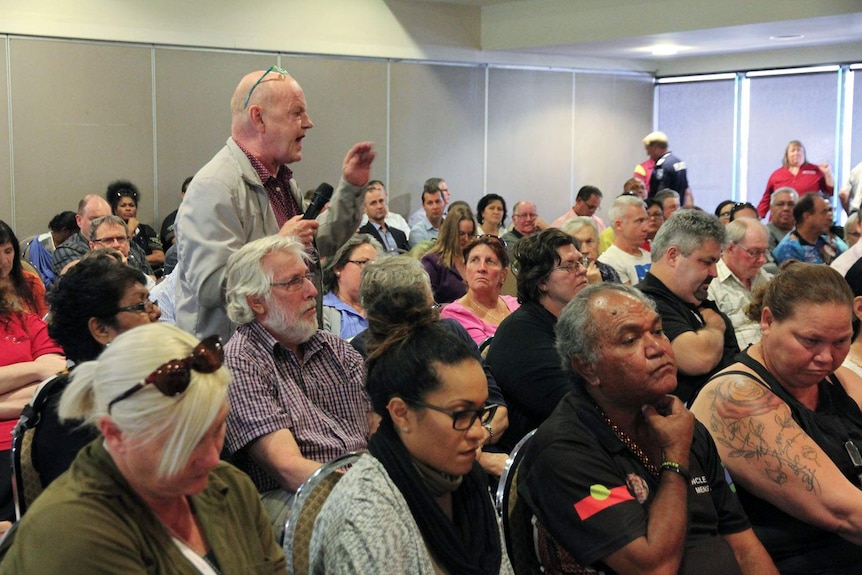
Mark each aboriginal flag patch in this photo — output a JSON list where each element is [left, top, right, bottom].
[[573, 484, 634, 520]]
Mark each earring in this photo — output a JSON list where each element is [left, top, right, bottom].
[[401, 427, 409, 433]]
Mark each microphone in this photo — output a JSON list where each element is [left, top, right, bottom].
[[302, 183, 334, 220]]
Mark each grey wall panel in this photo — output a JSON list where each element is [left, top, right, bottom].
[[657, 79, 735, 213], [487, 68, 573, 224], [10, 39, 153, 237], [574, 73, 654, 223], [281, 56, 388, 199], [154, 49, 274, 227], [0, 39, 10, 228], [389, 63, 485, 219], [747, 73, 838, 208]]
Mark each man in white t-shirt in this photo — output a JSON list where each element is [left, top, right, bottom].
[[598, 195, 651, 285]]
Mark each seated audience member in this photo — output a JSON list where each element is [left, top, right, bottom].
[[598, 195, 651, 285], [560, 217, 620, 284], [551, 185, 605, 232], [441, 235, 520, 346], [309, 320, 513, 574], [690, 263, 862, 574], [644, 197, 664, 245], [0, 283, 65, 521], [0, 220, 48, 317], [88, 215, 155, 286], [707, 218, 772, 349], [486, 228, 588, 452], [765, 187, 797, 247], [654, 188, 681, 220], [409, 179, 446, 247], [501, 200, 539, 262], [358, 182, 410, 252], [53, 195, 111, 277], [519, 283, 777, 575], [715, 199, 735, 225], [149, 268, 178, 324], [757, 140, 833, 218], [222, 235, 369, 537], [351, 256, 509, 472], [623, 177, 646, 199], [22, 211, 78, 289], [638, 210, 738, 403], [321, 234, 383, 340], [54, 194, 153, 278], [106, 180, 165, 273], [159, 176, 191, 249], [597, 180, 652, 254], [28, 255, 160, 490], [476, 193, 508, 237], [0, 323, 286, 573], [773, 193, 846, 265], [729, 201, 758, 221], [421, 206, 475, 304], [845, 211, 862, 248]]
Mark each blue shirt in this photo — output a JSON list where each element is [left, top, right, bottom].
[[322, 291, 368, 340]]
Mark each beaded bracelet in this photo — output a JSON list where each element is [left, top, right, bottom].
[[660, 461, 691, 482]]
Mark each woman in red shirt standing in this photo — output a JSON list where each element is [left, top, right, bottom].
[[757, 140, 833, 217]]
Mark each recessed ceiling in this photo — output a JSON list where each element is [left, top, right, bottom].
[[403, 0, 862, 68]]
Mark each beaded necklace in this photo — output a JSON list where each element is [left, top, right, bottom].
[[594, 401, 660, 477]]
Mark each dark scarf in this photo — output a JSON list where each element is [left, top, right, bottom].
[[368, 420, 503, 575]]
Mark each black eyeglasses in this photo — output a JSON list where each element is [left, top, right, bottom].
[[271, 272, 317, 292], [243, 65, 290, 109], [107, 335, 223, 414], [92, 235, 130, 246], [405, 398, 499, 431], [552, 257, 590, 274], [115, 300, 157, 315]]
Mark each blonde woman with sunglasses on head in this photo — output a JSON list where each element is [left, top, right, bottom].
[[0, 323, 286, 574]]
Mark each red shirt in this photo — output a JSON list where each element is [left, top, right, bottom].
[[757, 163, 833, 218]]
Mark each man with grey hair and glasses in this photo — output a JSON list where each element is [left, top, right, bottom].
[[222, 234, 369, 539], [517, 283, 778, 575], [638, 210, 739, 403], [707, 218, 772, 349], [175, 66, 375, 340]]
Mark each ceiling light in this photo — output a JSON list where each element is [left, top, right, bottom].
[[651, 45, 679, 56], [769, 34, 804, 41]]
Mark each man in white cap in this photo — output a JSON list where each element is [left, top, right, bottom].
[[642, 131, 692, 206]]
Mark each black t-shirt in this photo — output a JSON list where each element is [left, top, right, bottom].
[[638, 272, 739, 403], [518, 389, 749, 575]]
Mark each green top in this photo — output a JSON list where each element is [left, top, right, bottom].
[[0, 440, 286, 574]]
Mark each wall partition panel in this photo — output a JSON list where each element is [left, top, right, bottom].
[[746, 72, 838, 210], [154, 50, 273, 225], [657, 79, 736, 213], [0, 39, 11, 223], [575, 73, 654, 222], [487, 68, 573, 222], [282, 56, 388, 199], [851, 70, 862, 173], [389, 62, 485, 218], [10, 39, 154, 237]]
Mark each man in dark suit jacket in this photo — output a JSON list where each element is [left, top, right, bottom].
[[359, 184, 410, 253]]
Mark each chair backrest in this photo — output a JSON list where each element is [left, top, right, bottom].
[[283, 451, 364, 575], [495, 429, 542, 575], [10, 426, 41, 520]]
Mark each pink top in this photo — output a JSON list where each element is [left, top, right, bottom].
[[440, 295, 521, 346]]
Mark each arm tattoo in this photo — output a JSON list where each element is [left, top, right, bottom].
[[706, 378, 821, 493]]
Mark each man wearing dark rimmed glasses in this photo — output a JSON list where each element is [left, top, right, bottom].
[[222, 235, 369, 539], [175, 66, 376, 341]]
